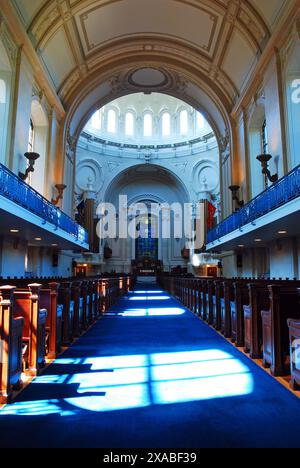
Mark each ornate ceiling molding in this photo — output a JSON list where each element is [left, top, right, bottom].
[[64, 56, 231, 151], [12, 0, 272, 104]]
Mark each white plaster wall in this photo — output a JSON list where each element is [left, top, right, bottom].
[[76, 139, 220, 208], [264, 56, 285, 178], [269, 238, 298, 279], [12, 52, 34, 175], [75, 136, 220, 272], [220, 252, 237, 278], [0, 238, 27, 278]]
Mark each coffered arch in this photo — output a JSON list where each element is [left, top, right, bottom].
[[11, 0, 290, 106], [10, 0, 292, 156], [104, 163, 190, 206], [64, 52, 233, 147]]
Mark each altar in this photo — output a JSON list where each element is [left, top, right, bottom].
[[132, 258, 163, 276]]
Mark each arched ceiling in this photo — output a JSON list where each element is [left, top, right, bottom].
[[11, 0, 291, 138], [104, 163, 190, 205]]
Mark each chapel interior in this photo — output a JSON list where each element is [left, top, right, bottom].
[[0, 0, 300, 449]]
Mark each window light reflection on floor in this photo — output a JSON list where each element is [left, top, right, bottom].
[[0, 350, 254, 416], [129, 296, 170, 301], [132, 291, 164, 294], [122, 307, 185, 316]]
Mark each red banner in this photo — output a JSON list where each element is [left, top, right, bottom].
[[207, 202, 216, 229]]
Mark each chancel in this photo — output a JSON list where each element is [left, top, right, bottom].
[[0, 0, 300, 451]]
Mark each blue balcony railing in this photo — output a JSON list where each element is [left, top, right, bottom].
[[207, 164, 300, 244], [0, 163, 88, 245]]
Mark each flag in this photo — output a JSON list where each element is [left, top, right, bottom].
[[207, 202, 216, 229]]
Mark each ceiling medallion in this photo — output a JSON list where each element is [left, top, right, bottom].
[[126, 67, 172, 93]]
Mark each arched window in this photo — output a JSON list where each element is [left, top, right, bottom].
[[261, 119, 268, 155], [144, 113, 152, 137], [162, 112, 171, 137], [180, 110, 188, 135], [0, 40, 12, 165], [125, 112, 134, 136], [28, 119, 35, 153], [28, 100, 49, 195], [107, 109, 117, 133], [196, 111, 204, 129], [91, 110, 102, 130], [248, 103, 266, 197], [285, 41, 300, 170], [0, 79, 6, 104]]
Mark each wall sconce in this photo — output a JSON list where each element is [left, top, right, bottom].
[[256, 154, 278, 184], [19, 152, 40, 181], [229, 185, 244, 209], [51, 184, 67, 206]]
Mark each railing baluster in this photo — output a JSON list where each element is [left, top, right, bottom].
[[208, 164, 300, 244], [0, 163, 88, 245]]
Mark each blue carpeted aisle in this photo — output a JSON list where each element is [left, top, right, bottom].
[[1, 282, 300, 448]]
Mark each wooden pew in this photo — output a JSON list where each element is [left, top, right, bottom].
[[13, 284, 47, 376], [71, 281, 83, 338], [261, 285, 300, 376], [80, 281, 89, 331], [0, 286, 24, 404], [39, 283, 63, 359], [221, 278, 258, 343], [212, 280, 224, 331], [59, 282, 74, 346], [199, 279, 208, 321], [231, 282, 250, 347], [0, 279, 64, 361], [244, 280, 300, 359], [244, 283, 273, 359], [87, 280, 96, 325], [288, 314, 300, 390], [220, 280, 234, 338], [194, 279, 202, 316]]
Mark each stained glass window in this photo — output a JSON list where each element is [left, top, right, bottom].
[[136, 214, 158, 259]]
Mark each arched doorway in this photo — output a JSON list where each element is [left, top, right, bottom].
[[101, 164, 190, 273]]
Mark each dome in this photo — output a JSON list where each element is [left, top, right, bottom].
[[83, 93, 216, 147]]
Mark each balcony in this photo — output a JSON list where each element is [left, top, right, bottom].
[[207, 164, 300, 250], [0, 163, 89, 250]]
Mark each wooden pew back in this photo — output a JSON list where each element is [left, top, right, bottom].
[[0, 286, 24, 404], [262, 285, 300, 376]]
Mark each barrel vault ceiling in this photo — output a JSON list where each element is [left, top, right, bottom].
[[11, 0, 291, 110]]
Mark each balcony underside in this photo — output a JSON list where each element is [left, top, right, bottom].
[[0, 195, 89, 251], [206, 196, 300, 251]]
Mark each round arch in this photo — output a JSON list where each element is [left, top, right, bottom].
[[29, 97, 49, 196], [61, 48, 233, 219], [101, 163, 191, 267], [104, 163, 190, 206], [63, 48, 233, 146]]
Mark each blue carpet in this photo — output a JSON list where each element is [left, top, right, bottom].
[[1, 283, 300, 448]]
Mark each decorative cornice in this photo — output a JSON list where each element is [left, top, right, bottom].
[[231, 0, 300, 118], [0, 0, 65, 120]]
